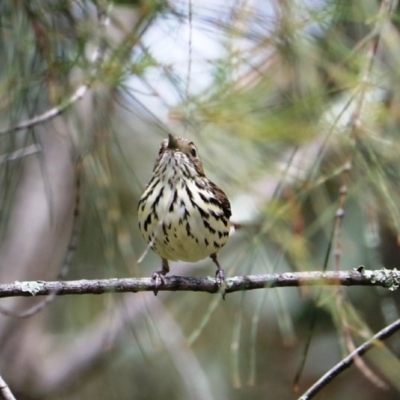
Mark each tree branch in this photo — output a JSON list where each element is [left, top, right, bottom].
[[0, 374, 17, 400], [299, 317, 400, 399], [1, 268, 399, 298], [0, 4, 111, 136]]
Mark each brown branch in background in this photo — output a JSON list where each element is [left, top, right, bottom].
[[352, 0, 392, 121], [329, 0, 395, 390], [0, 268, 398, 298], [332, 164, 387, 389], [0, 374, 17, 400], [298, 317, 400, 400]]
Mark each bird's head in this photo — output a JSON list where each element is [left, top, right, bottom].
[[154, 134, 205, 178]]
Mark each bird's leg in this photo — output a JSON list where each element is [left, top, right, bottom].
[[152, 258, 169, 295], [210, 253, 225, 286]]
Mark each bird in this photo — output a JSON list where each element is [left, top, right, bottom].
[[138, 134, 231, 292]]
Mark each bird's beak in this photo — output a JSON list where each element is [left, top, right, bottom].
[[167, 134, 178, 150]]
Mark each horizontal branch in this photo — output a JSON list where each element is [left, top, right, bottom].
[[0, 268, 398, 298]]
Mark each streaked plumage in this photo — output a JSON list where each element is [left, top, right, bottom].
[[138, 134, 231, 289]]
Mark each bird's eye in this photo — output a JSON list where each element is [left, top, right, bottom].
[[190, 147, 197, 157]]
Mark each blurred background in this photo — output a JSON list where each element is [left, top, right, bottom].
[[1, 0, 400, 399]]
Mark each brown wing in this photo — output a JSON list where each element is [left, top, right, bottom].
[[209, 181, 231, 220]]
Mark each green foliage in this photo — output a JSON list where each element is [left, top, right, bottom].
[[2, 1, 400, 399]]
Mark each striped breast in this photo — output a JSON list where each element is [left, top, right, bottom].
[[138, 171, 230, 263]]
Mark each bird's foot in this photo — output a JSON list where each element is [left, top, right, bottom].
[[152, 271, 166, 296], [215, 268, 225, 285], [215, 268, 227, 299]]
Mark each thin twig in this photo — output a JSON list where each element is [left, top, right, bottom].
[[333, 165, 387, 388], [0, 269, 398, 298], [186, 0, 193, 100], [292, 201, 337, 392], [299, 317, 400, 400], [0, 374, 17, 400], [0, 3, 111, 136], [329, 0, 395, 388], [0, 145, 41, 163]]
